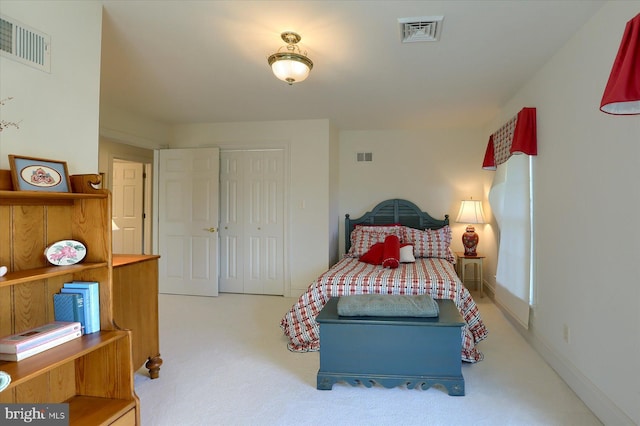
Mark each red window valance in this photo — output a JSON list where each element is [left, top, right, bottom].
[[482, 107, 537, 170]]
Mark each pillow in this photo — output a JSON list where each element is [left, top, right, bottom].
[[359, 242, 384, 265], [337, 294, 439, 317], [402, 225, 453, 261], [347, 224, 403, 258], [381, 235, 400, 269], [399, 243, 415, 263]]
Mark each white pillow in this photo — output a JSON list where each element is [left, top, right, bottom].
[[400, 244, 415, 263]]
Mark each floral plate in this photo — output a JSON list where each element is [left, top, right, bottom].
[[44, 240, 87, 266]]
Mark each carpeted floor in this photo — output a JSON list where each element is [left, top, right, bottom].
[[134, 292, 602, 425]]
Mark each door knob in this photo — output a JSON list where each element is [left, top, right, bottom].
[[204, 227, 217, 233]]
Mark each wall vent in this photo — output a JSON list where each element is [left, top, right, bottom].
[[398, 16, 444, 43], [0, 14, 51, 72], [356, 152, 373, 162]]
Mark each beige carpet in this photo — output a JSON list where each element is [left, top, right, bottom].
[[134, 292, 601, 425]]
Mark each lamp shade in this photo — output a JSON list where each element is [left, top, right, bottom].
[[456, 200, 486, 224], [600, 13, 640, 115]]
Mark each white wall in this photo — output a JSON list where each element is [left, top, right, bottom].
[[99, 104, 170, 149], [488, 2, 640, 424], [328, 123, 340, 266], [170, 119, 333, 297], [0, 1, 102, 173], [338, 128, 491, 256]]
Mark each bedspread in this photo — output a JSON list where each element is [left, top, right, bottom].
[[280, 256, 488, 362]]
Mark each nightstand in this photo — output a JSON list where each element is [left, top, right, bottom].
[[455, 252, 485, 297]]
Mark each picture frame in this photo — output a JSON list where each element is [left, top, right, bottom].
[[8, 155, 71, 193]]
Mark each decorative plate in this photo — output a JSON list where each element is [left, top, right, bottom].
[[44, 240, 87, 266], [0, 371, 10, 392]]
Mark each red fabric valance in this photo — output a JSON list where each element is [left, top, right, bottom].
[[482, 107, 537, 170], [600, 13, 640, 115]]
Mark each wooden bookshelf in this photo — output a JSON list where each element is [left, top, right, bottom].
[[0, 172, 139, 425]]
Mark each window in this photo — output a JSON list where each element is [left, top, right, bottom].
[[489, 154, 533, 329], [483, 107, 537, 329]]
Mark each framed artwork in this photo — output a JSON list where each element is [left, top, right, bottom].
[[8, 155, 71, 193]]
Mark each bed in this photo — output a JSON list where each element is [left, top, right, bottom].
[[280, 199, 488, 362]]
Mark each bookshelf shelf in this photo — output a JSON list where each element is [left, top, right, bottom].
[[0, 331, 129, 387], [0, 172, 139, 425], [0, 189, 107, 204], [0, 263, 108, 288]]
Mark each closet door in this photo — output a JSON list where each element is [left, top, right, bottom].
[[219, 151, 244, 293], [220, 150, 285, 295], [158, 148, 220, 296]]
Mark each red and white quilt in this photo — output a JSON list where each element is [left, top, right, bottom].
[[280, 256, 488, 362]]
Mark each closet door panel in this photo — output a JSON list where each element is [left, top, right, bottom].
[[219, 152, 244, 293], [244, 150, 284, 295], [220, 149, 284, 295], [158, 148, 220, 296]]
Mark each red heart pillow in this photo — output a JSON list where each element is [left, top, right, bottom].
[[359, 242, 385, 265]]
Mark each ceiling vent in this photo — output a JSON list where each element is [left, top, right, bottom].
[[0, 14, 51, 72], [356, 152, 373, 162], [398, 16, 444, 43]]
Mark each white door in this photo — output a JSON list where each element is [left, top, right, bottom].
[[112, 160, 144, 254], [219, 151, 244, 293], [158, 148, 220, 296], [219, 150, 284, 295]]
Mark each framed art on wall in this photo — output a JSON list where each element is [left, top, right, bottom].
[[8, 155, 71, 192]]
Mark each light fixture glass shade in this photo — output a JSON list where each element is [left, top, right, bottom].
[[456, 200, 486, 224], [269, 53, 312, 84]]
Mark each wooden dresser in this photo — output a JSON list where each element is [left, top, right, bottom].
[[112, 254, 162, 379]]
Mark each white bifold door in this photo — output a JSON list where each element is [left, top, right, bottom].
[[158, 148, 220, 296], [219, 149, 285, 295]]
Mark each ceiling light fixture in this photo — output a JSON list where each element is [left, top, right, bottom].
[[268, 31, 313, 85]]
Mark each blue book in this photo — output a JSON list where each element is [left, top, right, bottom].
[[53, 293, 86, 335], [62, 282, 100, 334], [60, 287, 93, 334]]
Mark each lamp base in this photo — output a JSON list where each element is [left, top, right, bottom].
[[462, 225, 479, 257]]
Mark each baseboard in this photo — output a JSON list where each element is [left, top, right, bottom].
[[493, 298, 634, 426]]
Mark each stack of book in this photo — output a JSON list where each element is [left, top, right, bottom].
[[53, 281, 100, 335], [0, 322, 82, 361]]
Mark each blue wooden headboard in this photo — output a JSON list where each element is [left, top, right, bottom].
[[344, 199, 449, 253]]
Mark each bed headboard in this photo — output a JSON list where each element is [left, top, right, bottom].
[[345, 199, 449, 253]]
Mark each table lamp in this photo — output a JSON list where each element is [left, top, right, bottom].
[[456, 199, 485, 256]]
